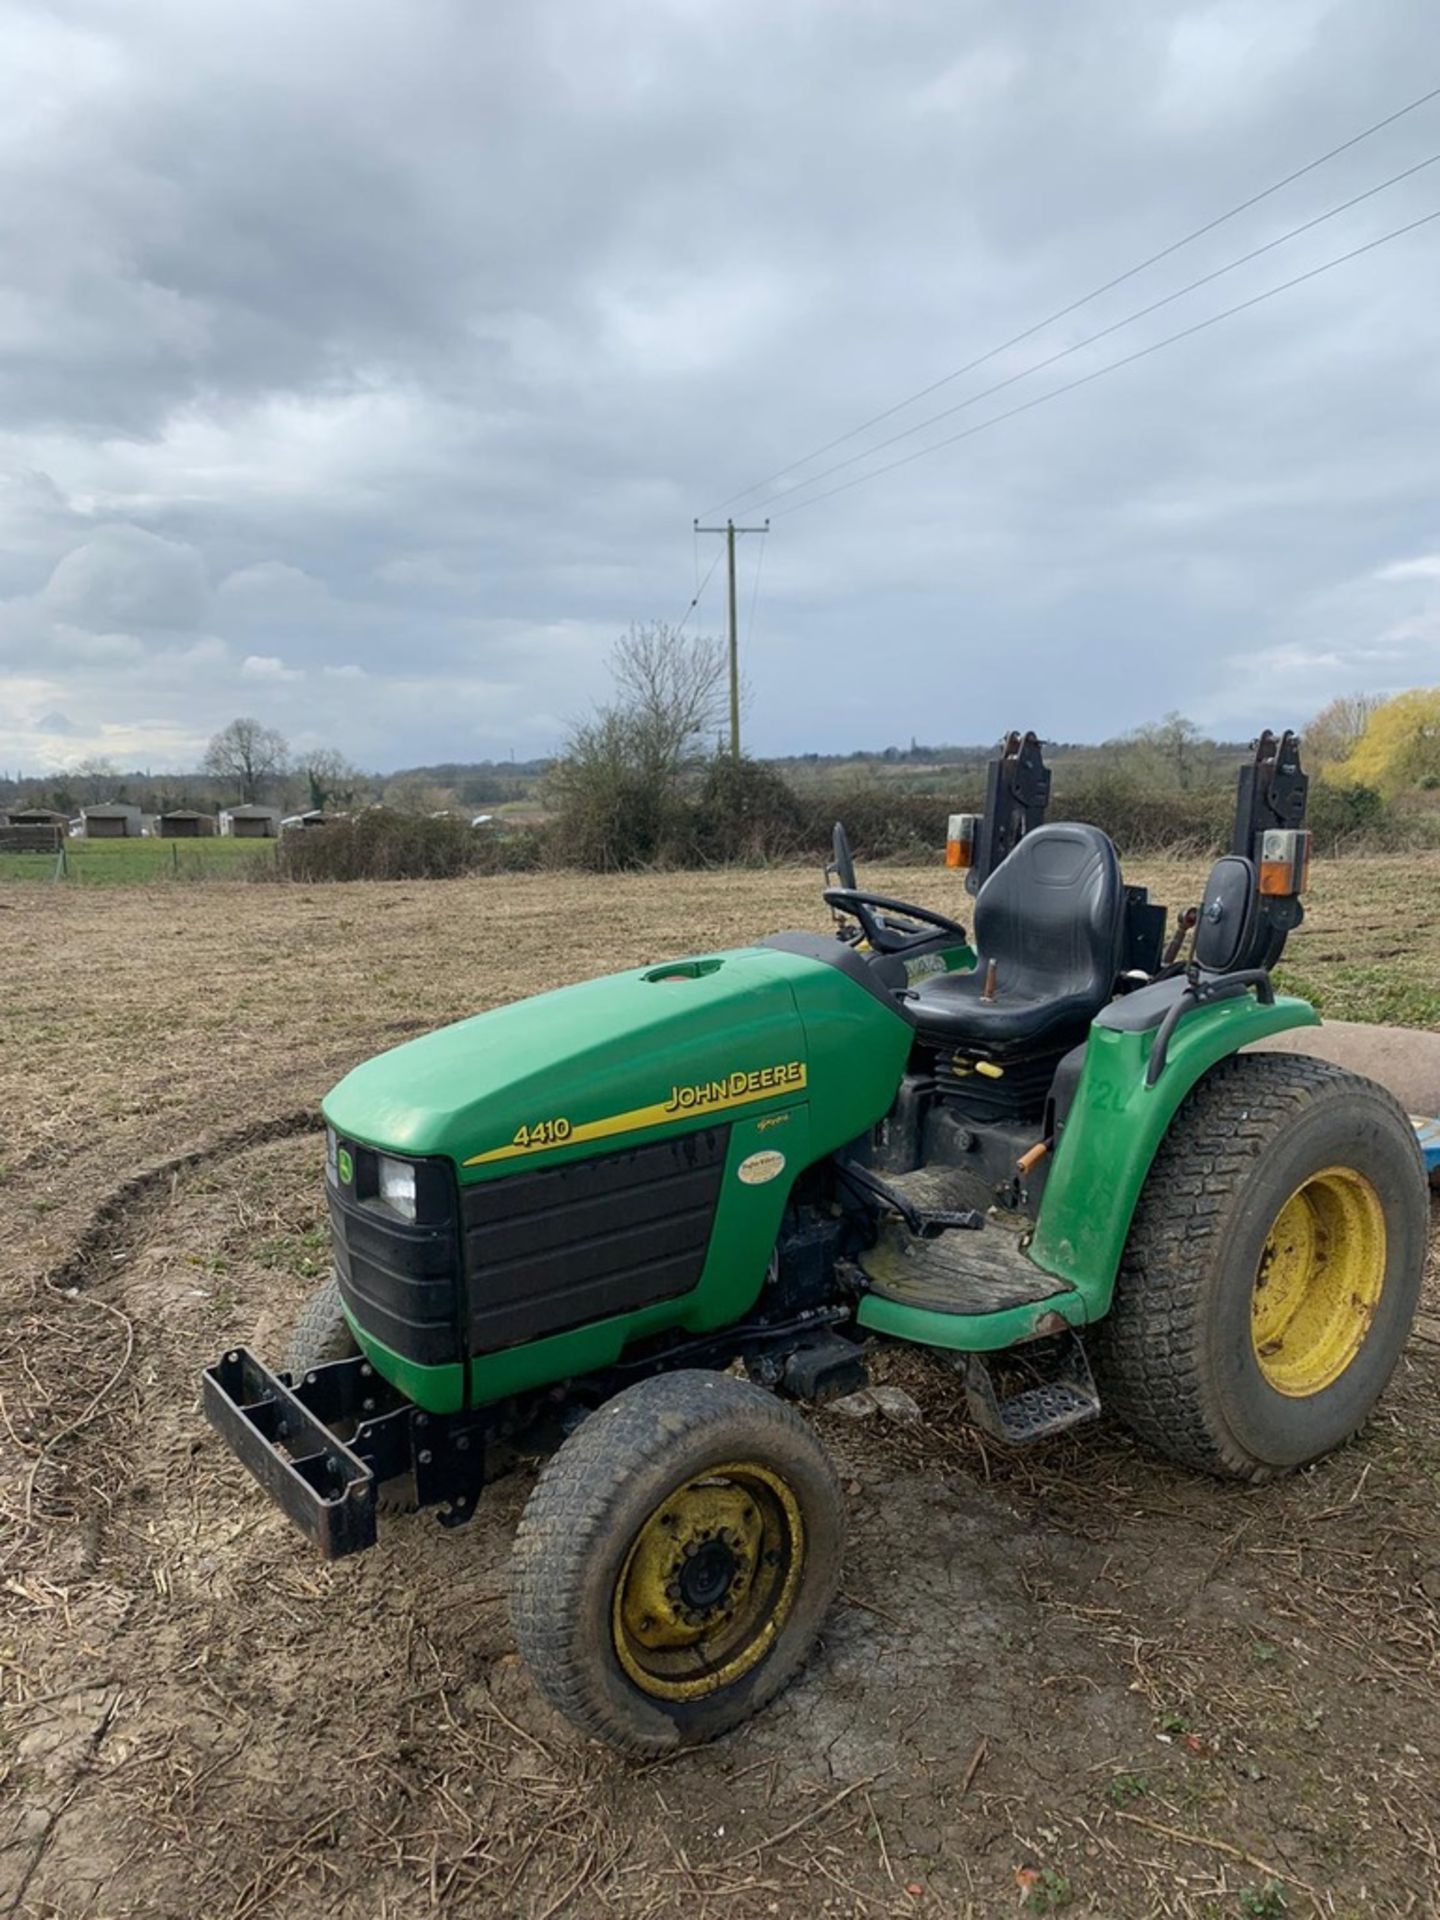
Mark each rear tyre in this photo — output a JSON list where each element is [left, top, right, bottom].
[[510, 1370, 844, 1755], [1092, 1053, 1428, 1481]]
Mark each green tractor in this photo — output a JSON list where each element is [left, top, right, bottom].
[[206, 728, 1431, 1754]]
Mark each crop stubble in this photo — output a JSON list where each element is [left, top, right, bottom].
[[2, 858, 1439, 1918]]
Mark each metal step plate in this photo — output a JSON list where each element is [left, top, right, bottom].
[[964, 1333, 1102, 1445]]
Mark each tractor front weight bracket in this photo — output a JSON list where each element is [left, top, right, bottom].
[[410, 1406, 494, 1529], [203, 1348, 491, 1558]]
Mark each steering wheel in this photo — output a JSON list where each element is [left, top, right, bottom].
[[823, 887, 967, 956]]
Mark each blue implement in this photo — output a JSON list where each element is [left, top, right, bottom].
[[1413, 1115, 1440, 1182]]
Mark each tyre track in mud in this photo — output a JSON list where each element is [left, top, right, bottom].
[[14, 1108, 323, 1514], [42, 1108, 323, 1293], [2, 1112, 327, 1917]]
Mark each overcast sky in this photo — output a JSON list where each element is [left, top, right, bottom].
[[2, 0, 1438, 774]]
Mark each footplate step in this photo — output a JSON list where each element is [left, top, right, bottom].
[[963, 1331, 1100, 1445]]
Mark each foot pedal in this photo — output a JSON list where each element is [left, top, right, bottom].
[[963, 1332, 1100, 1445], [840, 1160, 985, 1237]]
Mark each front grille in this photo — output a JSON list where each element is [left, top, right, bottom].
[[460, 1128, 728, 1354], [328, 1191, 461, 1365]]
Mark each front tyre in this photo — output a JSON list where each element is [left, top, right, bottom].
[[284, 1275, 355, 1377], [510, 1370, 844, 1755], [1092, 1054, 1428, 1481]]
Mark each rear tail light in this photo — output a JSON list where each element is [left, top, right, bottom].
[[1258, 828, 1311, 897], [946, 813, 979, 871]]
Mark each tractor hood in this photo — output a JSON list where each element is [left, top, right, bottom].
[[322, 941, 911, 1179]]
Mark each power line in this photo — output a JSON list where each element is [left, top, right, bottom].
[[702, 80, 1440, 516], [745, 527, 768, 652], [750, 149, 1440, 516], [675, 546, 724, 635], [767, 206, 1440, 518]]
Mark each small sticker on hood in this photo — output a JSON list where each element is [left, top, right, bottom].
[[738, 1149, 787, 1186]]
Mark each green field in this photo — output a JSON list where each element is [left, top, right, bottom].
[[0, 834, 277, 885]]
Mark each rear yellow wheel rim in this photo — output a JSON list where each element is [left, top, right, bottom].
[[1252, 1166, 1386, 1397], [611, 1462, 804, 1702]]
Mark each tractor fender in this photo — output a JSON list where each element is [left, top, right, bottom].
[[1027, 990, 1320, 1314]]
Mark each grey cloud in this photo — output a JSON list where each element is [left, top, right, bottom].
[[43, 526, 210, 632], [1, 0, 1439, 772]]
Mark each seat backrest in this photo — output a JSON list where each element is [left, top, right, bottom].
[[973, 822, 1125, 1002]]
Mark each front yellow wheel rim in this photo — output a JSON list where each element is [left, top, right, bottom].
[[611, 1462, 805, 1702], [1252, 1166, 1387, 1397]]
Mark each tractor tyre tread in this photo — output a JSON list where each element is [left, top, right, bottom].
[[510, 1369, 843, 1756], [1090, 1052, 1426, 1482], [284, 1275, 353, 1377]]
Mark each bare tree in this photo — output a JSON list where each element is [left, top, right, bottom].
[[1304, 692, 1383, 771], [546, 623, 727, 868], [610, 623, 727, 778], [70, 756, 122, 805], [302, 748, 366, 813], [1129, 711, 1202, 790], [203, 717, 288, 803]]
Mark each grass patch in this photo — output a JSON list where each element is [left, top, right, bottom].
[[0, 836, 277, 885], [1276, 961, 1440, 1031]]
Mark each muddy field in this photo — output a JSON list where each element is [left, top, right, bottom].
[[3, 857, 1440, 1920]]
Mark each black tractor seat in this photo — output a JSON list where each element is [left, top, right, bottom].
[[906, 823, 1125, 1056]]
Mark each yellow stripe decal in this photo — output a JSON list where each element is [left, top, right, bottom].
[[463, 1065, 808, 1167]]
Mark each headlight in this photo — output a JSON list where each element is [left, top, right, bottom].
[[325, 1126, 338, 1183], [376, 1154, 417, 1221]]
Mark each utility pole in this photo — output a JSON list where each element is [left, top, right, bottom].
[[693, 516, 768, 759]]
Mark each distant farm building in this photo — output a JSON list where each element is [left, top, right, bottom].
[[220, 804, 281, 838], [158, 809, 218, 838], [82, 803, 143, 839], [0, 806, 65, 853]]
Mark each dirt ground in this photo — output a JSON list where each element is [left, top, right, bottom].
[[3, 857, 1440, 1920]]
